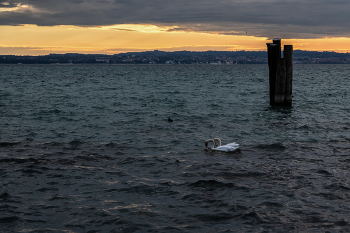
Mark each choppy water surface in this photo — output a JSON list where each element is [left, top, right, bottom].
[[1, 64, 350, 232]]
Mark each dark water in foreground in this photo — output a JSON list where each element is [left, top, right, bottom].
[[1, 64, 350, 232]]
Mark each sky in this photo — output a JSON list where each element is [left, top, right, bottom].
[[1, 0, 350, 55]]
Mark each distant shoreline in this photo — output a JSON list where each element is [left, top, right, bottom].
[[2, 50, 350, 64]]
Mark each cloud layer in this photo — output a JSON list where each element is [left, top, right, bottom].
[[1, 0, 350, 39]]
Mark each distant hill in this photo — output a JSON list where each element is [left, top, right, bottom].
[[116, 50, 350, 58], [1, 50, 350, 64], [116, 50, 268, 57]]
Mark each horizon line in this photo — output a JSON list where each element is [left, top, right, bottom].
[[2, 49, 350, 57]]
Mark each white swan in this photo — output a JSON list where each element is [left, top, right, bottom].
[[205, 138, 239, 152]]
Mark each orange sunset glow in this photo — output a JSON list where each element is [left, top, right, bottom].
[[1, 24, 350, 55], [1, 0, 350, 55]]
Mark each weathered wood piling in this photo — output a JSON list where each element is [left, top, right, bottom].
[[266, 39, 293, 106]]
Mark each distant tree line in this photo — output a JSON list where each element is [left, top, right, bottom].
[[1, 50, 350, 64]]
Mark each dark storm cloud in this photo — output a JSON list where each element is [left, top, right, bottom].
[[1, 0, 350, 38]]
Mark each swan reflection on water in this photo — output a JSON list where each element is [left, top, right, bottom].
[[205, 138, 240, 152]]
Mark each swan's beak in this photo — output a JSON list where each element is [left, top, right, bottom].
[[205, 142, 208, 148]]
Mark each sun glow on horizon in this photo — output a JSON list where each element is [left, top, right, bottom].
[[90, 24, 180, 33], [1, 24, 350, 55]]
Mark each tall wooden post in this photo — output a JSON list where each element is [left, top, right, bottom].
[[273, 38, 281, 60], [284, 45, 293, 106], [275, 58, 286, 105], [266, 39, 293, 106], [267, 43, 278, 105]]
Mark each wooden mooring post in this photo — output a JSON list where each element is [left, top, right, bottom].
[[266, 39, 293, 106]]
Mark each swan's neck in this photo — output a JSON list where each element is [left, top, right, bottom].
[[213, 138, 221, 147], [205, 139, 215, 149]]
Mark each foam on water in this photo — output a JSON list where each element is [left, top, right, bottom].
[[1, 64, 350, 232]]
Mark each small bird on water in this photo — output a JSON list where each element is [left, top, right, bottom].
[[168, 117, 173, 122]]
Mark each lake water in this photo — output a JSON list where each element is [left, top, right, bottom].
[[1, 64, 350, 232]]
